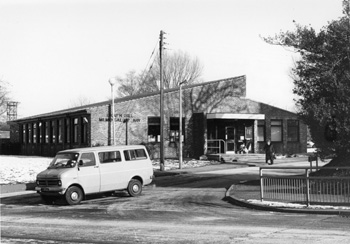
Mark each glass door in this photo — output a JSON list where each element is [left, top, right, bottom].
[[225, 126, 236, 154]]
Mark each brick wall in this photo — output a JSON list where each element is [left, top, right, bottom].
[[9, 75, 307, 157]]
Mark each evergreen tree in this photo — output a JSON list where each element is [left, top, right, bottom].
[[264, 0, 350, 163]]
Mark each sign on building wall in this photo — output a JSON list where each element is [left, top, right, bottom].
[[99, 113, 142, 123]]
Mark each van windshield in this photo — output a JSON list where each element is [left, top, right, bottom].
[[48, 153, 79, 169]]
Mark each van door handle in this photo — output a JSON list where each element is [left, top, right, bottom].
[[94, 166, 99, 168]]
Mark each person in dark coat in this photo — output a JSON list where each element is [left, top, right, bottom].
[[264, 139, 275, 165]]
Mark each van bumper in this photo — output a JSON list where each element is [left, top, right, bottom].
[[35, 186, 66, 195]]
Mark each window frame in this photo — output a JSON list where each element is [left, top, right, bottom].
[[257, 120, 265, 142], [28, 123, 32, 143], [33, 123, 37, 143], [79, 152, 96, 167], [45, 121, 50, 144], [22, 124, 26, 143], [73, 118, 79, 143], [81, 117, 88, 144], [169, 117, 185, 143], [147, 117, 160, 142], [65, 118, 71, 143], [58, 119, 63, 143], [99, 151, 122, 164], [287, 120, 299, 142], [123, 149, 148, 161], [271, 120, 283, 142], [50, 120, 56, 143]]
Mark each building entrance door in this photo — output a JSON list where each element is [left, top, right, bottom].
[[225, 126, 236, 154]]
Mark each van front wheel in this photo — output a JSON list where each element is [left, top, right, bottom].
[[127, 179, 142, 197], [65, 186, 83, 205]]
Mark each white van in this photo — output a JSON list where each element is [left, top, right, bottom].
[[35, 145, 154, 205]]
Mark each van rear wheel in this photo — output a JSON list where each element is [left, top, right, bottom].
[[127, 179, 142, 197], [65, 186, 83, 205]]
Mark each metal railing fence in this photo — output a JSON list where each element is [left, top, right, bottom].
[[260, 167, 350, 206], [206, 139, 226, 155]]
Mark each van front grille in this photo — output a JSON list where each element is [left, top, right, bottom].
[[37, 179, 60, 186]]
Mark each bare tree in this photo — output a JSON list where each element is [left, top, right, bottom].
[[69, 95, 94, 108], [116, 70, 144, 97], [0, 79, 10, 120], [116, 50, 204, 97]]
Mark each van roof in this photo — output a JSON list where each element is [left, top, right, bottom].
[[58, 145, 146, 154]]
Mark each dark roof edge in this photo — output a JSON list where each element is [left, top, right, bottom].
[[243, 98, 298, 115], [12, 76, 246, 122]]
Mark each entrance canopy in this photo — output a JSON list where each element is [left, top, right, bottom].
[[207, 113, 265, 120]]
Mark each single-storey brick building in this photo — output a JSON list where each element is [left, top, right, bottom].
[[8, 75, 307, 158]]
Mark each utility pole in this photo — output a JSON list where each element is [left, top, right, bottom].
[[179, 80, 187, 169], [108, 78, 116, 145], [159, 30, 165, 171]]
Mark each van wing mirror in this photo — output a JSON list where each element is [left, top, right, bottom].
[[79, 160, 84, 166]]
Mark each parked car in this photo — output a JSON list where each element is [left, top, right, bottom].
[[35, 145, 154, 205]]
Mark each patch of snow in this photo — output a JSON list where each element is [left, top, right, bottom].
[[0, 155, 218, 184], [152, 158, 219, 171], [247, 199, 350, 210], [0, 156, 52, 184]]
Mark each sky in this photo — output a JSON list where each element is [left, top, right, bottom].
[[0, 0, 344, 118]]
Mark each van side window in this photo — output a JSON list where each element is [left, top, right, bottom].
[[123, 149, 147, 161], [99, 151, 122, 163], [80, 153, 96, 167]]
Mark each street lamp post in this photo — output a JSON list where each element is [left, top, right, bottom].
[[179, 80, 187, 169], [109, 78, 116, 146]]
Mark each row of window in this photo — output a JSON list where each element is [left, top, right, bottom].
[[20, 116, 299, 145], [21, 117, 89, 145], [80, 149, 148, 167], [147, 117, 185, 143], [257, 120, 299, 142]]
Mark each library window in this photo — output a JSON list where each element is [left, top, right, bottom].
[[51, 120, 56, 143], [81, 117, 88, 144], [257, 120, 265, 142], [287, 120, 299, 142], [271, 120, 282, 142], [148, 117, 160, 142], [33, 123, 37, 143], [39, 122, 43, 143], [73, 118, 79, 143], [22, 124, 26, 143], [65, 118, 70, 143], [28, 123, 32, 143], [45, 121, 49, 143], [169, 117, 185, 142], [58, 119, 63, 143]]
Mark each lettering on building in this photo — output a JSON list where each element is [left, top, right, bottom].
[[99, 114, 141, 123]]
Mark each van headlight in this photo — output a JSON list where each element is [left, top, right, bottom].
[[36, 180, 40, 186], [58, 180, 62, 186]]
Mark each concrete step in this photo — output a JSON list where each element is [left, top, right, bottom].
[[207, 153, 265, 163]]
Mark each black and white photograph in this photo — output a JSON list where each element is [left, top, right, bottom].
[[1, 0, 350, 243]]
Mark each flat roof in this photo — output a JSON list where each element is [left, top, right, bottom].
[[207, 113, 265, 120]]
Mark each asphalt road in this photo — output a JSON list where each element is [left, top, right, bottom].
[[1, 168, 350, 244]]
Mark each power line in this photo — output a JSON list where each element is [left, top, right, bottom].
[[140, 39, 159, 81]]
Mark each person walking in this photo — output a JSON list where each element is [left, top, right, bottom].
[[264, 139, 275, 165]]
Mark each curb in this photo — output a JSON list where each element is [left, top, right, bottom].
[[154, 171, 186, 177], [0, 190, 36, 199], [0, 183, 36, 194], [225, 185, 350, 216]]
